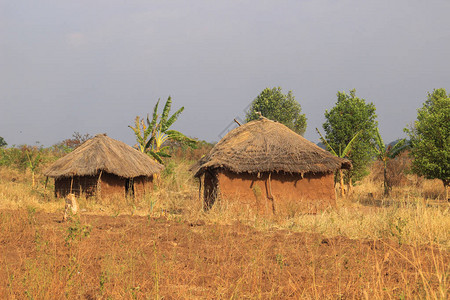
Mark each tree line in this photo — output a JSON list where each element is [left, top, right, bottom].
[[245, 87, 449, 199]]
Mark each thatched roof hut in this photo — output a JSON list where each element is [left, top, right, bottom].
[[44, 134, 164, 200], [193, 117, 351, 176], [193, 117, 351, 215]]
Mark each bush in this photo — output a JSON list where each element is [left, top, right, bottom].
[[372, 151, 412, 188]]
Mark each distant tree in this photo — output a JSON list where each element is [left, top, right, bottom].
[[129, 96, 196, 163], [57, 132, 92, 152], [373, 128, 408, 196], [245, 87, 307, 135], [0, 136, 7, 148], [405, 88, 450, 200], [323, 89, 378, 184]]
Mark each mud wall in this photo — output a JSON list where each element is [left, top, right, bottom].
[[99, 173, 126, 199], [54, 173, 154, 201], [134, 176, 153, 200], [215, 170, 336, 215], [55, 175, 98, 198]]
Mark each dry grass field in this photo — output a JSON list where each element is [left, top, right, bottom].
[[0, 158, 449, 299]]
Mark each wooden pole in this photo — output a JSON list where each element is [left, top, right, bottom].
[[267, 173, 275, 214], [444, 180, 449, 201], [339, 169, 345, 197], [199, 174, 203, 203], [97, 170, 103, 199]]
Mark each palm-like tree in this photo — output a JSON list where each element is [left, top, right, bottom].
[[373, 128, 408, 196], [129, 96, 196, 163], [316, 128, 361, 196]]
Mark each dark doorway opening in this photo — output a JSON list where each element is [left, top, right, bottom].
[[125, 178, 135, 198], [203, 170, 219, 210]]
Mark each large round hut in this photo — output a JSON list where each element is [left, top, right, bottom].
[[44, 134, 164, 200], [192, 117, 351, 215]]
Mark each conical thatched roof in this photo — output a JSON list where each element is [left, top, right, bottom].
[[44, 134, 164, 178], [193, 117, 351, 177]]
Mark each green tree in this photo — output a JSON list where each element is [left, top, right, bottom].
[[245, 87, 307, 135], [405, 88, 450, 200], [323, 89, 378, 184], [129, 96, 196, 163], [373, 128, 408, 196], [0, 136, 7, 148]]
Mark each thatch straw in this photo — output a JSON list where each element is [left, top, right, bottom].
[[44, 134, 164, 178], [193, 117, 351, 177]]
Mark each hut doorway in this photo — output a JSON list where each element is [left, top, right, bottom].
[[125, 178, 135, 198], [203, 170, 219, 209]]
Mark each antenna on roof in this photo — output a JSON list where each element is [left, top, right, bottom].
[[234, 118, 241, 126]]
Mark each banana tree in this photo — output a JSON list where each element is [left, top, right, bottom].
[[316, 128, 361, 196], [373, 128, 408, 196], [129, 96, 196, 163]]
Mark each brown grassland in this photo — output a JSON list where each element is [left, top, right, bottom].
[[0, 152, 449, 299]]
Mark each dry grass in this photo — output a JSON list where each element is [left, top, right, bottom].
[[0, 161, 449, 299]]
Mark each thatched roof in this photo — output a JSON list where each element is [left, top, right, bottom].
[[193, 117, 351, 177], [44, 134, 164, 178]]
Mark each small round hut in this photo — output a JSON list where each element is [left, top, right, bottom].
[[192, 117, 351, 215], [44, 134, 164, 200]]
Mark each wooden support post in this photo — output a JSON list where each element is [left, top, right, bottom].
[[97, 171, 103, 199], [267, 172, 276, 214]]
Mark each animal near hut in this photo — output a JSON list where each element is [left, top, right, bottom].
[[44, 134, 164, 200], [193, 117, 351, 215]]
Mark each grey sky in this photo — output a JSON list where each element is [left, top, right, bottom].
[[1, 0, 449, 147]]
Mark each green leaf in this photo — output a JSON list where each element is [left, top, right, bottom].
[[156, 151, 171, 158], [147, 99, 160, 133], [388, 139, 408, 158], [147, 150, 163, 164], [144, 136, 155, 152], [316, 128, 338, 157], [341, 130, 362, 158], [166, 130, 196, 144], [160, 96, 172, 127], [162, 106, 185, 132]]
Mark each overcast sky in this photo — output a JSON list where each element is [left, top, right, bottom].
[[1, 0, 449, 147]]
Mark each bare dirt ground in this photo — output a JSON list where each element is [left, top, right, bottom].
[[1, 209, 448, 299]]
